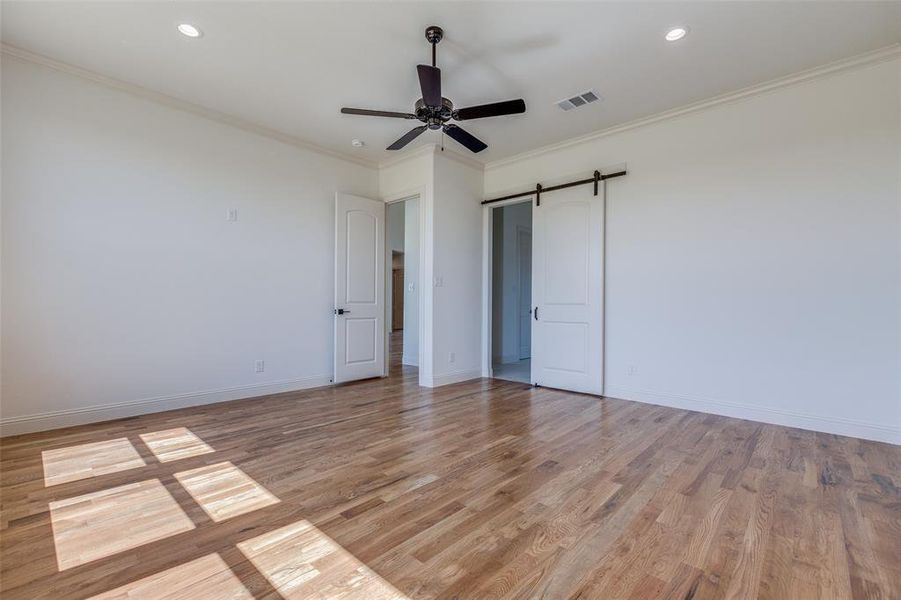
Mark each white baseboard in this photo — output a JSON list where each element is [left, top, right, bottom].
[[402, 353, 419, 367], [0, 374, 333, 437], [604, 385, 900, 446], [424, 368, 483, 388], [8, 376, 893, 445]]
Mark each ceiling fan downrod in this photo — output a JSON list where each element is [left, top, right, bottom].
[[425, 25, 443, 67]]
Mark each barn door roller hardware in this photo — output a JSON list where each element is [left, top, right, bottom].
[[481, 169, 627, 206]]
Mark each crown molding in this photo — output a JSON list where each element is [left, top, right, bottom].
[[1, 43, 380, 170], [485, 43, 901, 171]]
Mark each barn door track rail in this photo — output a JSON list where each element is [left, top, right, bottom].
[[481, 169, 627, 206]]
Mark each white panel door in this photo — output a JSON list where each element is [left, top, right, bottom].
[[531, 185, 604, 394], [335, 193, 385, 383]]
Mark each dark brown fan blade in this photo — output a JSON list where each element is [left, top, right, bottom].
[[341, 107, 417, 119], [417, 65, 442, 107], [387, 125, 429, 150], [443, 124, 487, 153], [453, 99, 525, 121]]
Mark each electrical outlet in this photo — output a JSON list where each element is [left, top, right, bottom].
[[449, 352, 456, 364], [226, 208, 238, 222], [628, 365, 638, 376], [255, 360, 265, 373]]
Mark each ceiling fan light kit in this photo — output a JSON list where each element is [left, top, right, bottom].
[[340, 25, 526, 153]]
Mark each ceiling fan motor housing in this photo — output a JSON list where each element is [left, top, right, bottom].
[[415, 97, 454, 128]]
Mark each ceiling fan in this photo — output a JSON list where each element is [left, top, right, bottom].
[[340, 26, 526, 153]]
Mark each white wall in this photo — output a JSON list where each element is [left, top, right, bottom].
[[379, 148, 434, 383], [0, 56, 378, 435], [387, 201, 405, 252], [485, 58, 901, 444], [379, 147, 485, 386], [431, 152, 484, 385], [403, 199, 420, 366], [491, 202, 531, 364]]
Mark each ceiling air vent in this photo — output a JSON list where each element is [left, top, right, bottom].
[[556, 89, 601, 111]]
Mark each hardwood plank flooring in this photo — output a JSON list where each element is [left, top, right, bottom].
[[1, 336, 899, 599]]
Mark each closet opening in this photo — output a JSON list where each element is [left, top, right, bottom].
[[385, 196, 420, 376], [490, 200, 532, 384]]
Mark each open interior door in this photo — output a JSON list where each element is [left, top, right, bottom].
[[531, 185, 604, 395], [334, 193, 385, 383]]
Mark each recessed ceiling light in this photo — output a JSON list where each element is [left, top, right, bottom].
[[177, 23, 202, 38], [665, 27, 688, 42], [351, 139, 365, 148]]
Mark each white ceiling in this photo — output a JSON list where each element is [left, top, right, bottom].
[[2, 2, 900, 164]]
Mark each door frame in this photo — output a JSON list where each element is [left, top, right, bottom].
[[481, 197, 534, 380], [382, 189, 426, 379]]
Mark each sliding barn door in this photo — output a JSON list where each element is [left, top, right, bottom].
[[334, 193, 385, 383], [531, 185, 604, 395]]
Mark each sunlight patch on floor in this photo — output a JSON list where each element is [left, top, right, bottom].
[[174, 461, 279, 522], [237, 520, 408, 599], [42, 438, 146, 486], [49, 479, 195, 570], [139, 427, 215, 463], [40, 432, 406, 597], [87, 553, 252, 599]]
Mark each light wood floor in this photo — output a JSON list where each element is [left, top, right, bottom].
[[1, 337, 899, 599]]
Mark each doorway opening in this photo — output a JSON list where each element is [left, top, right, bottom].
[[491, 200, 532, 384], [386, 196, 420, 377]]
